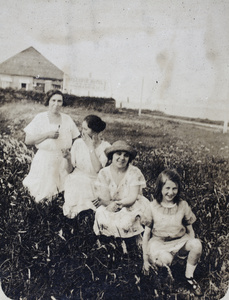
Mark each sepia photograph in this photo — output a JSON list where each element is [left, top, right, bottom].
[[0, 0, 228, 299]]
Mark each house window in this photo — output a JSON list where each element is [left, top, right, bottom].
[[35, 83, 45, 92], [21, 83, 27, 89], [52, 84, 61, 90]]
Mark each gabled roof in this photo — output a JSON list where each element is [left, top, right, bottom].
[[0, 47, 64, 80]]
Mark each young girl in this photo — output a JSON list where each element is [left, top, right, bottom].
[[142, 169, 203, 296]]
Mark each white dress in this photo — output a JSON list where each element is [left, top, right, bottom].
[[147, 200, 196, 258], [93, 164, 151, 238], [63, 138, 110, 218], [23, 112, 80, 202]]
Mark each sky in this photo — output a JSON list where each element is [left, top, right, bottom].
[[0, 0, 229, 120]]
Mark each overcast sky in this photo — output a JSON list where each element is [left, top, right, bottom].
[[0, 0, 229, 119], [1, 0, 183, 76]]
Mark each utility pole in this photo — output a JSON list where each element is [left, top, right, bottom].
[[223, 96, 228, 133], [138, 77, 144, 116]]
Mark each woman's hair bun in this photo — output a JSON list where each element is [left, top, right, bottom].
[[84, 115, 106, 133]]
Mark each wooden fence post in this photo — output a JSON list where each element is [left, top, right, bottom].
[[223, 119, 228, 133]]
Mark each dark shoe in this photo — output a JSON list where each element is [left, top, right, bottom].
[[185, 277, 203, 296]]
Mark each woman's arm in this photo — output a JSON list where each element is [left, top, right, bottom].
[[116, 185, 140, 208], [92, 169, 111, 208], [89, 148, 102, 173], [99, 197, 112, 207], [186, 224, 195, 238], [25, 130, 59, 145], [62, 149, 73, 173], [96, 184, 111, 207], [82, 133, 102, 173], [92, 196, 111, 209]]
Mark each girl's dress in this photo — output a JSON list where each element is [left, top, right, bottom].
[[23, 112, 80, 202], [93, 164, 151, 238], [147, 200, 196, 257], [63, 138, 110, 218]]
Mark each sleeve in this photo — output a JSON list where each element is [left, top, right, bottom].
[[128, 166, 146, 188], [94, 168, 111, 200], [69, 117, 80, 139], [183, 201, 196, 225], [24, 113, 43, 136], [97, 141, 111, 168], [95, 168, 109, 187], [140, 198, 153, 227]]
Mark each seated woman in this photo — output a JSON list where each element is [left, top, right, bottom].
[[93, 140, 151, 243], [63, 115, 110, 219], [23, 89, 80, 203]]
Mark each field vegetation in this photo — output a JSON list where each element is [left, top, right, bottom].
[[0, 99, 229, 300]]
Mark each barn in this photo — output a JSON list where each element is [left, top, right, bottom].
[[0, 47, 64, 92]]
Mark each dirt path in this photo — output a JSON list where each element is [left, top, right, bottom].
[[144, 114, 226, 132]]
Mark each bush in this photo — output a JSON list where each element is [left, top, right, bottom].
[[0, 88, 116, 113], [63, 94, 116, 112], [0, 88, 44, 105]]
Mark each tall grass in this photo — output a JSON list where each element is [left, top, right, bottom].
[[0, 103, 228, 299]]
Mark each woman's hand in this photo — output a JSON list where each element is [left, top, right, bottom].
[[115, 200, 123, 208], [62, 149, 73, 173], [48, 129, 60, 139], [106, 202, 122, 212], [61, 149, 71, 159], [92, 198, 101, 208], [82, 132, 94, 148], [142, 226, 152, 275], [142, 260, 151, 276], [25, 129, 59, 145]]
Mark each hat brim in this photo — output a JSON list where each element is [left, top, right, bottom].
[[105, 145, 137, 159]]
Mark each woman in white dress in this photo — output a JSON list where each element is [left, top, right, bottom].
[[63, 115, 110, 219], [23, 90, 80, 203], [93, 140, 151, 241]]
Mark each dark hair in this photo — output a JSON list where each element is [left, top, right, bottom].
[[155, 169, 181, 204], [84, 115, 106, 133], [44, 90, 66, 106], [106, 151, 134, 166]]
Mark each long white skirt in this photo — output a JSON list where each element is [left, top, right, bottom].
[[23, 149, 68, 202], [63, 169, 97, 218]]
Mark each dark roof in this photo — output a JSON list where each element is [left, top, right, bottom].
[[0, 47, 64, 80]]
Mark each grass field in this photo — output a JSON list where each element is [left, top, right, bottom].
[[0, 102, 229, 300]]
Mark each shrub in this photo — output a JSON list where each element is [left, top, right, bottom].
[[0, 88, 116, 113]]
